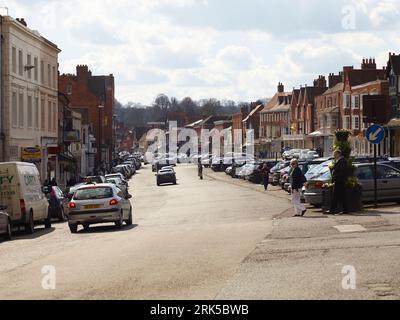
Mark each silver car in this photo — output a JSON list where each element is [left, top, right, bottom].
[[0, 205, 12, 241], [68, 183, 133, 233]]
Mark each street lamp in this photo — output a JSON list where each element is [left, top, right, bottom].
[[98, 105, 104, 173]]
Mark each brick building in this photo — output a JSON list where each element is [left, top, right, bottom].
[[59, 65, 115, 171], [386, 53, 400, 156]]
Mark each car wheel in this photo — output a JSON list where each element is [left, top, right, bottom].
[[4, 219, 12, 241], [115, 211, 123, 229], [58, 207, 66, 222], [44, 210, 52, 229], [24, 210, 35, 235], [83, 223, 90, 231], [69, 224, 78, 233], [126, 207, 133, 226]]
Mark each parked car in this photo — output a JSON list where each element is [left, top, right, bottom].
[[66, 183, 87, 200], [304, 163, 400, 207], [156, 167, 177, 186], [0, 162, 51, 234], [106, 177, 128, 196], [113, 165, 131, 179], [0, 205, 12, 241], [105, 173, 128, 186], [271, 161, 291, 186], [82, 176, 107, 184], [44, 186, 69, 221], [67, 183, 133, 233]]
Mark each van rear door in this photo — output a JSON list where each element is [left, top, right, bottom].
[[0, 165, 20, 220]]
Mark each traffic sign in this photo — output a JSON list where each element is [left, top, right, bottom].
[[366, 124, 385, 145]]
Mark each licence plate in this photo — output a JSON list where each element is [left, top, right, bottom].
[[84, 204, 101, 209]]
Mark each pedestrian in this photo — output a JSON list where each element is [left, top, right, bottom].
[[261, 163, 270, 191], [50, 177, 57, 187], [328, 149, 348, 215], [198, 161, 203, 180], [290, 159, 307, 217]]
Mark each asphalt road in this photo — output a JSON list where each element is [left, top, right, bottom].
[[0, 164, 291, 300], [1, 164, 399, 300]]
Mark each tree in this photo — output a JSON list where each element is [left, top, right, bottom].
[[179, 97, 198, 116], [153, 94, 170, 123]]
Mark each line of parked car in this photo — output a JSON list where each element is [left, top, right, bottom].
[[212, 152, 400, 208], [0, 153, 145, 241]]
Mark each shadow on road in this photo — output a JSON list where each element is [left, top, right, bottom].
[[9, 227, 56, 241], [77, 224, 139, 234]]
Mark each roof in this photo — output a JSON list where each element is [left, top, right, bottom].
[[387, 55, 400, 76], [305, 86, 328, 102], [347, 69, 386, 87], [261, 92, 292, 113], [321, 83, 344, 95], [185, 119, 203, 128]]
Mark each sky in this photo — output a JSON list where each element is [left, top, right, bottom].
[[1, 0, 400, 105]]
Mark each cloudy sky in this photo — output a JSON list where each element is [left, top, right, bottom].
[[2, 0, 400, 104]]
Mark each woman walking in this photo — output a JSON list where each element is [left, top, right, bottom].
[[261, 163, 270, 191]]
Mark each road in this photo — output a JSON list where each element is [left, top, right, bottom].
[[1, 164, 400, 300], [0, 164, 290, 300]]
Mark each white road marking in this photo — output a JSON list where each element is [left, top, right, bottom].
[[333, 225, 367, 233]]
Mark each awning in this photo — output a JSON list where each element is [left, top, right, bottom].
[[386, 118, 400, 128], [308, 130, 328, 137]]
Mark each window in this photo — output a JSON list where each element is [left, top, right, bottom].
[[27, 95, 33, 128], [12, 92, 18, 127], [377, 166, 400, 179], [27, 54, 32, 79], [352, 116, 360, 130], [52, 66, 56, 88], [344, 94, 350, 108], [19, 93, 24, 127], [41, 98, 45, 130], [34, 57, 38, 81], [356, 166, 373, 180], [354, 95, 360, 109], [47, 64, 51, 87], [332, 116, 338, 129], [53, 102, 57, 131], [18, 50, 23, 76], [34, 97, 39, 129], [12, 47, 17, 74], [48, 100, 52, 132], [344, 116, 351, 129], [40, 60, 44, 84]]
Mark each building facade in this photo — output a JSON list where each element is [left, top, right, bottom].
[[386, 53, 400, 157], [0, 16, 60, 182], [59, 65, 115, 173]]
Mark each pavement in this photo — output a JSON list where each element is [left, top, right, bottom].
[[0, 164, 399, 300]]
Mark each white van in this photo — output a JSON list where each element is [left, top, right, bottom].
[[0, 162, 51, 234]]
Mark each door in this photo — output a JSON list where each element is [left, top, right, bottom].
[[356, 165, 375, 202], [377, 165, 400, 200]]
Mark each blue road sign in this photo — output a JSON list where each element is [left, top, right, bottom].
[[366, 124, 385, 145]]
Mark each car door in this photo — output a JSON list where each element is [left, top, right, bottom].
[[377, 165, 400, 200], [356, 165, 375, 202], [116, 188, 129, 218]]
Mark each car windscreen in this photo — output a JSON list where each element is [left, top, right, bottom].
[[74, 187, 114, 200]]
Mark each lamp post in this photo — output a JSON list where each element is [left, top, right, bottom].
[[98, 105, 104, 173]]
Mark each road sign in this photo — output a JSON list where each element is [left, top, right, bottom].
[[366, 124, 385, 145]]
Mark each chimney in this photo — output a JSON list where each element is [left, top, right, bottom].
[[76, 65, 90, 81], [328, 72, 342, 88], [16, 18, 27, 27], [313, 75, 327, 88], [361, 57, 376, 70], [277, 82, 284, 93]]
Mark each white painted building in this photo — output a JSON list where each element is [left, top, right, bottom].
[[0, 16, 61, 182]]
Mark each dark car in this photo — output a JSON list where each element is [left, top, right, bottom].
[[45, 186, 69, 221], [0, 205, 12, 241], [156, 167, 177, 186]]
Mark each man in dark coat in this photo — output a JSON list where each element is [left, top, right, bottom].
[[328, 149, 348, 215], [290, 159, 307, 217], [261, 163, 271, 191]]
